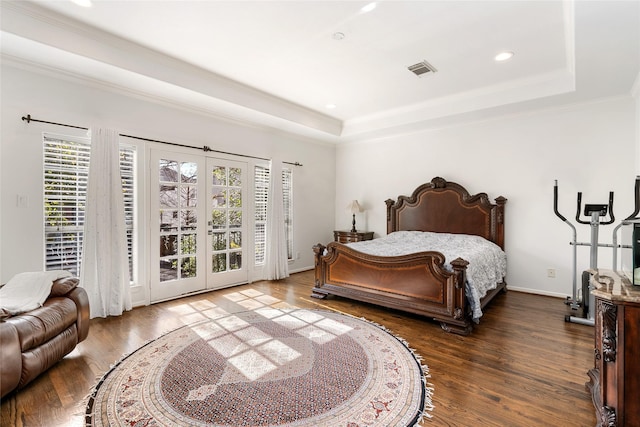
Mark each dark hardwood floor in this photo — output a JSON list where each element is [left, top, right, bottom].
[[1, 270, 596, 426]]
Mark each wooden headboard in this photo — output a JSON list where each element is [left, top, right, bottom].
[[385, 177, 507, 249]]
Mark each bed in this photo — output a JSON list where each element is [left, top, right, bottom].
[[312, 177, 507, 335]]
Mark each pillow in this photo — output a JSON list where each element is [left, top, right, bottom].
[[49, 277, 79, 297]]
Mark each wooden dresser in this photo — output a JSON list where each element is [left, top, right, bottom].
[[333, 230, 374, 243], [587, 269, 640, 427]]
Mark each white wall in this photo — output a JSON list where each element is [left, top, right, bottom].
[[2, 61, 637, 301], [335, 96, 637, 297], [0, 64, 336, 300]]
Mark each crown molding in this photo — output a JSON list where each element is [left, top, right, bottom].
[[1, 1, 343, 137]]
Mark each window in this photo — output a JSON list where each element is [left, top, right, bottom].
[[282, 167, 293, 259], [254, 165, 293, 264], [43, 134, 136, 280]]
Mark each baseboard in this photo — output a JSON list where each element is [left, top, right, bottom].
[[289, 266, 314, 275], [507, 286, 568, 299]]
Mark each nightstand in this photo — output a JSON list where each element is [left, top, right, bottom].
[[333, 230, 374, 243]]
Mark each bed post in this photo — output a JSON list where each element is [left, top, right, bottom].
[[311, 244, 328, 299], [451, 257, 469, 319], [385, 199, 396, 234], [437, 257, 473, 335], [495, 196, 507, 250]]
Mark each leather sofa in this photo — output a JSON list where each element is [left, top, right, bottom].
[[0, 277, 90, 398]]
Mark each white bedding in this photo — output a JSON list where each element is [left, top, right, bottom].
[[345, 231, 507, 321]]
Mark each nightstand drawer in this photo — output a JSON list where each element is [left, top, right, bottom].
[[333, 231, 374, 243]]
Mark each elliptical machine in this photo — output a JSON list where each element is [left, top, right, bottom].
[[554, 177, 640, 325], [553, 181, 614, 325]]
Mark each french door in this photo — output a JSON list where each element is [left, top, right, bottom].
[[150, 149, 248, 302]]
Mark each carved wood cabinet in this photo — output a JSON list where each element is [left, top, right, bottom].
[[587, 270, 640, 427], [333, 230, 373, 243]]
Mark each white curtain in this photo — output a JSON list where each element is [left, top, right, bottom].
[[264, 159, 290, 280], [81, 127, 132, 318]]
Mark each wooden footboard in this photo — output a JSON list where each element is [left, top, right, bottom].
[[312, 242, 474, 335]]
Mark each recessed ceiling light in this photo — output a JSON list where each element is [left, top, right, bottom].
[[325, 104, 337, 109], [71, 0, 93, 7], [495, 51, 514, 62], [361, 2, 377, 13]]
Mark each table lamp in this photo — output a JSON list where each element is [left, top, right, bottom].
[[347, 200, 363, 232]]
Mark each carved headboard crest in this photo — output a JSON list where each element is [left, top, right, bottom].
[[431, 176, 447, 189]]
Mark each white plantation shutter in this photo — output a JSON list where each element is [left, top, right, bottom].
[[120, 148, 135, 279], [282, 168, 293, 259], [254, 165, 293, 265], [44, 137, 90, 275], [43, 134, 135, 280], [254, 165, 269, 264]]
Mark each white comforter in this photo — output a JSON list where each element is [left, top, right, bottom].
[[345, 231, 507, 321]]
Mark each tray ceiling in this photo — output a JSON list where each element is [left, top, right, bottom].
[[1, 1, 638, 142]]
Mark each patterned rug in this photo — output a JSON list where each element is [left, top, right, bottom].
[[85, 308, 432, 426]]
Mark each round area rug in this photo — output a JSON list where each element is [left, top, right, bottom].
[[85, 308, 432, 427]]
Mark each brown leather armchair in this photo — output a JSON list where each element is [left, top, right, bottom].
[[1, 277, 89, 398]]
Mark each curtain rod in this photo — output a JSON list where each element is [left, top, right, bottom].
[[21, 114, 302, 167]]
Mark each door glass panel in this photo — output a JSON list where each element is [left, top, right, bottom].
[[160, 259, 177, 281], [160, 235, 177, 256], [230, 252, 242, 270], [229, 168, 241, 187], [211, 209, 225, 229], [161, 160, 179, 182], [229, 210, 242, 228], [160, 185, 178, 208], [212, 253, 226, 272], [212, 232, 226, 250], [181, 257, 197, 278], [230, 231, 241, 249], [181, 234, 196, 254], [181, 187, 197, 207], [181, 210, 197, 230], [181, 162, 197, 183], [160, 211, 178, 231], [212, 189, 226, 207], [229, 189, 241, 207], [212, 166, 226, 185], [209, 165, 243, 275], [159, 158, 199, 282]]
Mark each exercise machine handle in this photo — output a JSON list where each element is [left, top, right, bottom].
[[576, 192, 588, 224], [624, 176, 640, 221], [602, 191, 615, 225], [553, 180, 567, 222]]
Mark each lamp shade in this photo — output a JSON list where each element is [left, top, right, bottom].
[[347, 200, 362, 214]]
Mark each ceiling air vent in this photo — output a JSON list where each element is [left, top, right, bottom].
[[407, 60, 437, 77]]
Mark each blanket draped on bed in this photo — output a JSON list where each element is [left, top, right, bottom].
[[346, 231, 507, 320]]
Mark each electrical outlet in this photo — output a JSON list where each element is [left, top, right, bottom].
[[547, 268, 556, 278]]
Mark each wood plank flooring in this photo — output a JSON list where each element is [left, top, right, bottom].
[[1, 270, 596, 426]]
